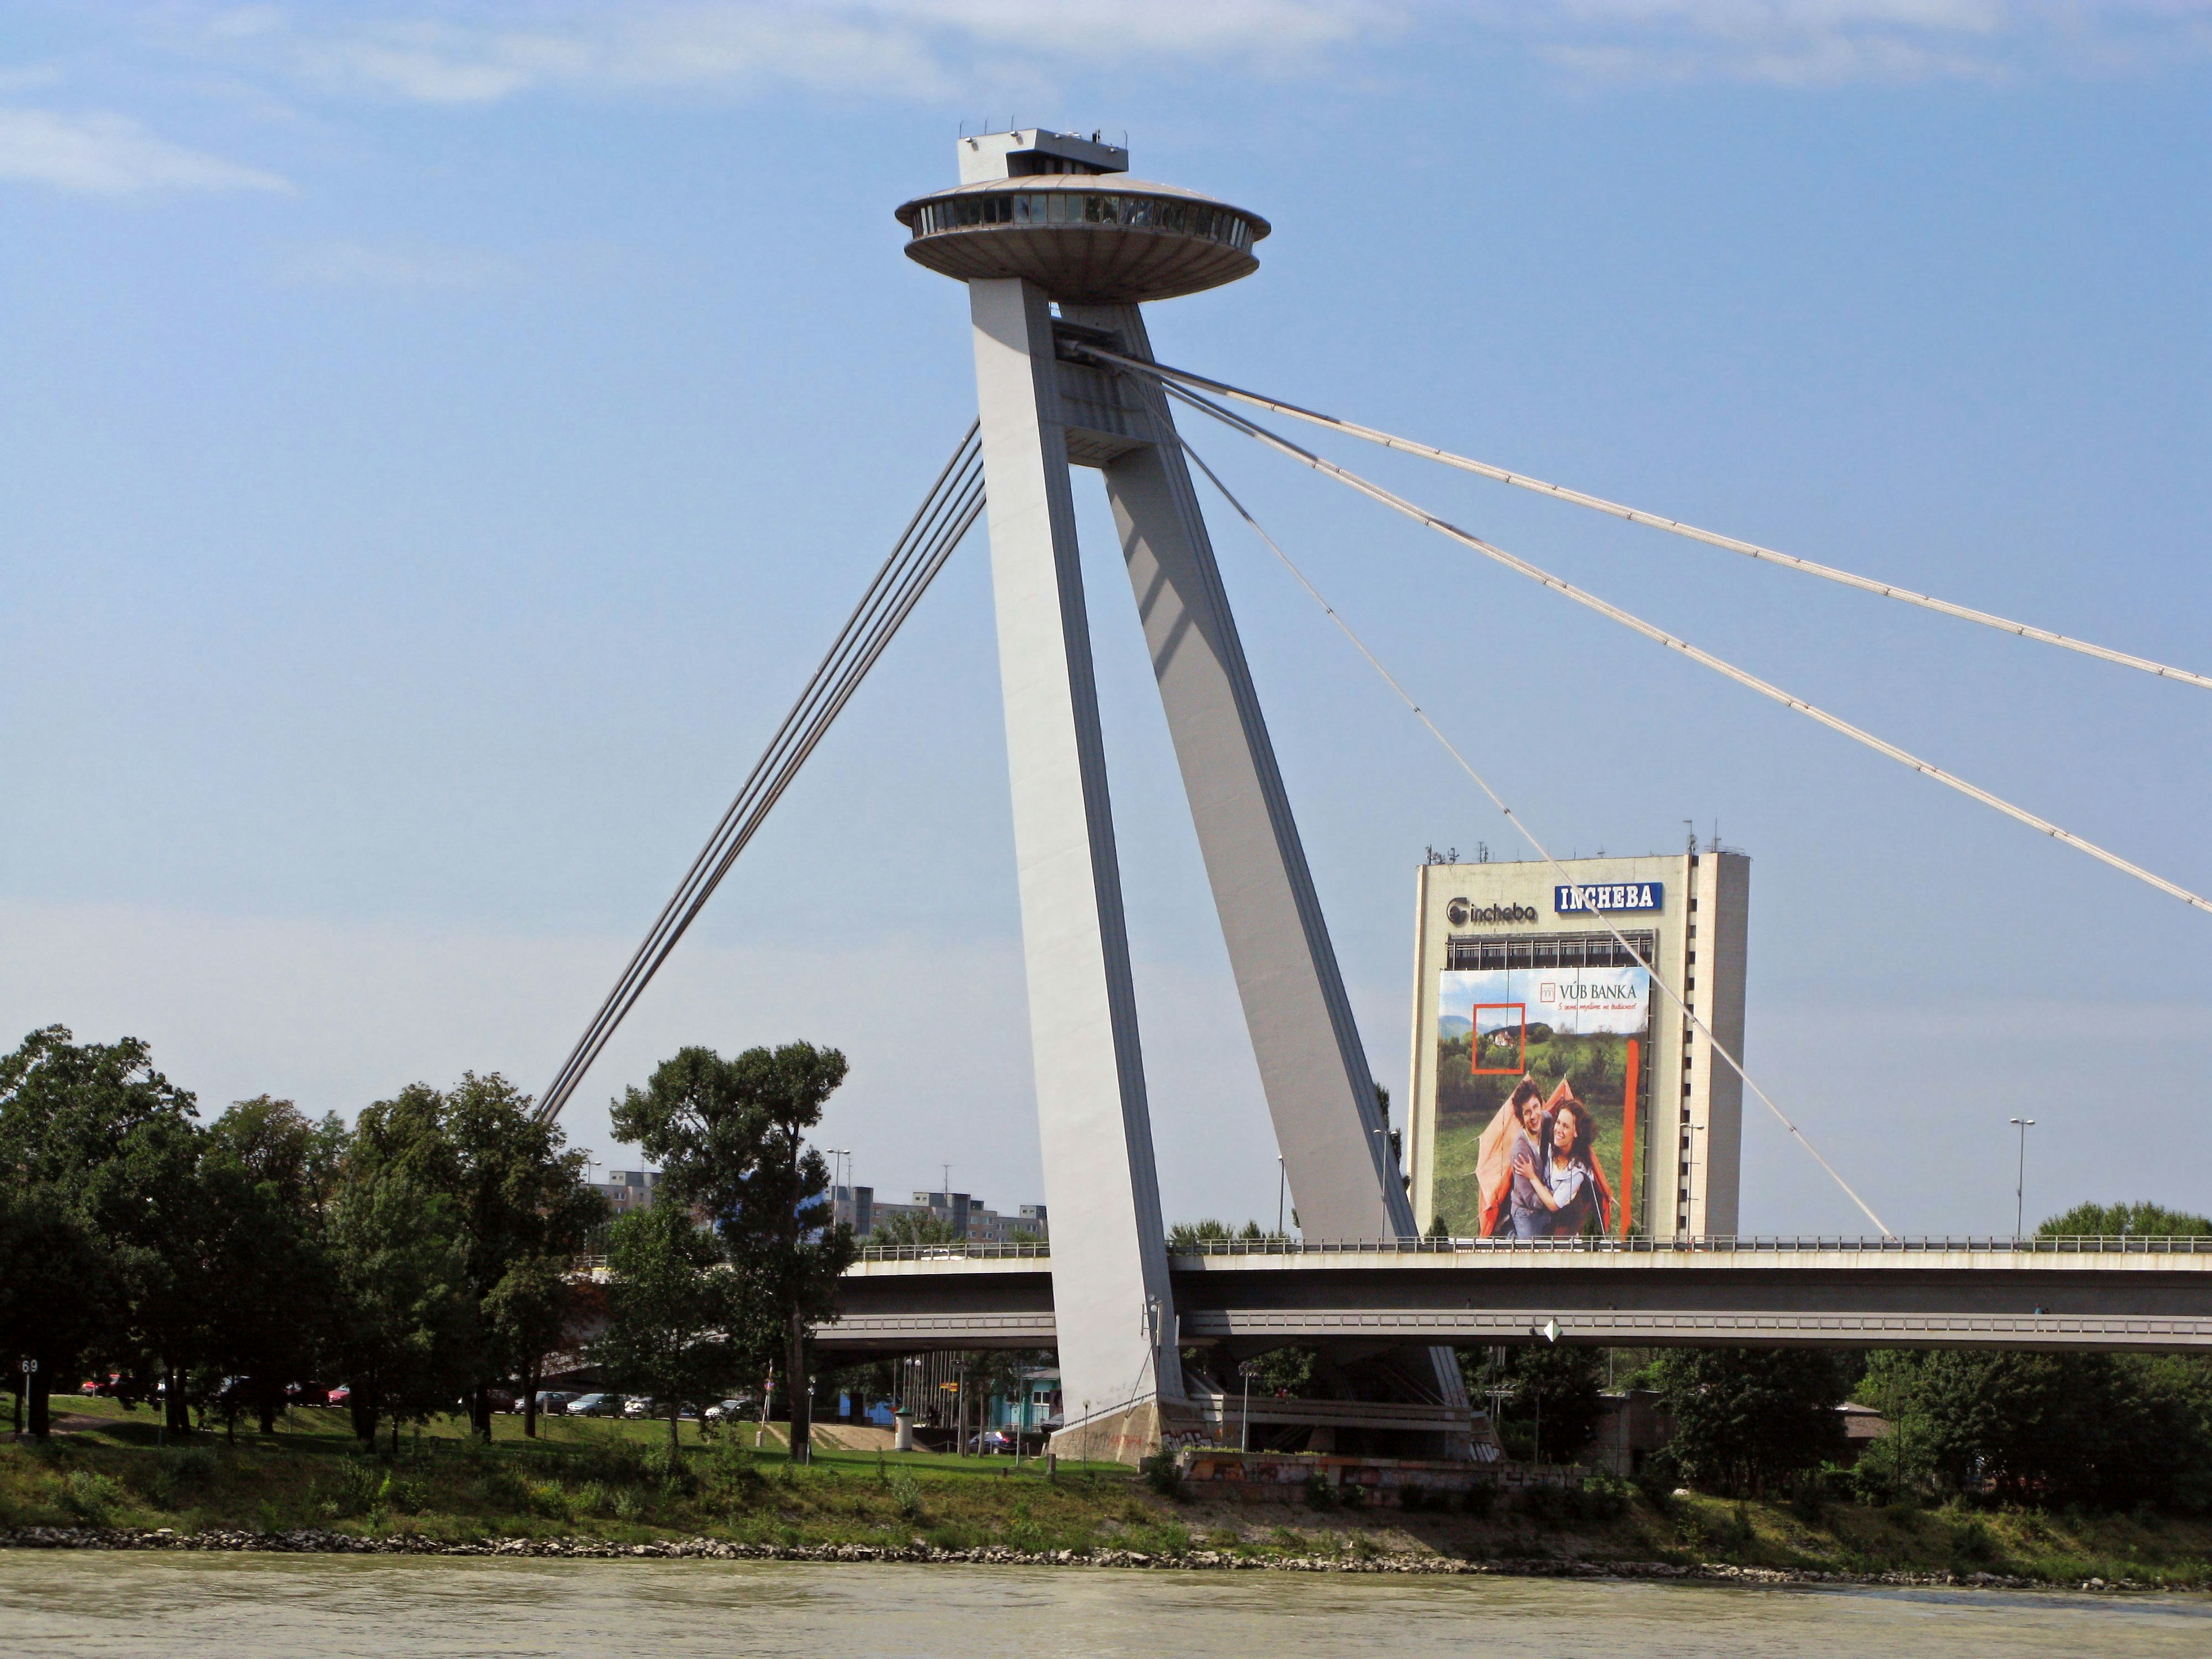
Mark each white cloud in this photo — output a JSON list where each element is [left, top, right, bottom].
[[0, 105, 290, 194], [195, 1, 1391, 105], [1483, 0, 2212, 86], [167, 0, 2212, 105]]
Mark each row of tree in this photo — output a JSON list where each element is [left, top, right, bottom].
[[1460, 1200, 2212, 1509], [0, 1028, 857, 1457]]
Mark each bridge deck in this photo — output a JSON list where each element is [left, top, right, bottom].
[[821, 1238, 2212, 1353]]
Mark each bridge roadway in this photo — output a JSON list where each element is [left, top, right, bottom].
[[819, 1237, 2212, 1356]]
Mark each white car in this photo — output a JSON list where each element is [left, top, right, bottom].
[[620, 1396, 655, 1419], [703, 1398, 755, 1423]]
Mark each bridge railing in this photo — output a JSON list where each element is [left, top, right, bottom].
[[849, 1233, 2212, 1263]]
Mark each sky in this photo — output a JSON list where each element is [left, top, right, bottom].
[[2, 1, 2209, 1239]]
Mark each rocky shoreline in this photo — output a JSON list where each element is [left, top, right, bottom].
[[0, 1525, 2192, 1592]]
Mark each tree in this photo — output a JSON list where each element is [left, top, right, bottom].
[[1459, 1343, 1608, 1463], [872, 1209, 961, 1248], [596, 1203, 740, 1452], [0, 1186, 113, 1438], [328, 1168, 478, 1449], [613, 1042, 859, 1461], [2039, 1200, 2212, 1239], [200, 1097, 340, 1435], [351, 1073, 605, 1437], [1653, 1347, 1850, 1495], [483, 1253, 585, 1440], [0, 1027, 208, 1436]]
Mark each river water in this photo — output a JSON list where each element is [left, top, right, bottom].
[[2, 1555, 2206, 1657]]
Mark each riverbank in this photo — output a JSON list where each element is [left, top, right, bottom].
[[6, 1396, 2208, 1590]]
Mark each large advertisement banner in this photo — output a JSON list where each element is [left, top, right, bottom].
[[1431, 964, 1651, 1239]]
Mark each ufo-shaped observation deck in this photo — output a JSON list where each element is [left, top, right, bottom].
[[895, 175, 1270, 306]]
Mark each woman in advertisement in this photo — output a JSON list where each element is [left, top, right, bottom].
[[1513, 1094, 1612, 1237], [1475, 1077, 1548, 1238]]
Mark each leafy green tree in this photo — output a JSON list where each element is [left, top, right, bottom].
[[200, 1097, 340, 1434], [483, 1253, 586, 1439], [351, 1073, 605, 1436], [613, 1042, 859, 1461], [0, 1186, 114, 1437], [1459, 1343, 1608, 1463], [0, 1027, 208, 1436], [1652, 1347, 1850, 1495], [596, 1203, 740, 1452], [871, 1209, 961, 1248], [328, 1169, 478, 1449], [2039, 1201, 2212, 1239]]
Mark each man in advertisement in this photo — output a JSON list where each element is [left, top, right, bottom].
[[1432, 965, 1650, 1238]]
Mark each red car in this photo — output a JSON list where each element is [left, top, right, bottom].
[[324, 1384, 352, 1408], [79, 1374, 122, 1397]]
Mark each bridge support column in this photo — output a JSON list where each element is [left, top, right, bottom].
[[968, 275, 1187, 1446]]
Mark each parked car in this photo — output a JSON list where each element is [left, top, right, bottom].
[[966, 1430, 1017, 1456], [484, 1387, 518, 1414], [703, 1397, 754, 1423], [620, 1396, 655, 1420], [79, 1373, 123, 1398], [285, 1381, 329, 1407], [534, 1391, 578, 1416], [325, 1384, 352, 1408], [566, 1392, 616, 1417]]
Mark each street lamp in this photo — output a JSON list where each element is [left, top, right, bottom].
[[2009, 1117, 2036, 1240], [1237, 1359, 1259, 1454]]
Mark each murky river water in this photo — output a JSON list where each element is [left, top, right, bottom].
[[2, 1555, 2206, 1657]]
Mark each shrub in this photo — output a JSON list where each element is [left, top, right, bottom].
[[1303, 1472, 1336, 1510], [1138, 1450, 1181, 1498], [62, 1471, 126, 1525], [574, 1480, 616, 1517], [149, 1447, 219, 1509], [336, 1459, 385, 1516], [889, 1471, 923, 1522]]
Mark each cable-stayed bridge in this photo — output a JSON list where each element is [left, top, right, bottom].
[[535, 129, 2210, 1463]]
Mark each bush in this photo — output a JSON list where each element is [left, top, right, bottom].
[[149, 1446, 219, 1509], [1138, 1449, 1181, 1498], [61, 1470, 126, 1525], [1303, 1472, 1336, 1510], [889, 1470, 924, 1522], [335, 1459, 385, 1516], [1581, 1468, 1631, 1521]]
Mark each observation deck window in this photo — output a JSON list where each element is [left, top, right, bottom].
[[912, 192, 1257, 253]]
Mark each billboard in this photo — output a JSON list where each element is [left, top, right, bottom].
[[1430, 964, 1650, 1239]]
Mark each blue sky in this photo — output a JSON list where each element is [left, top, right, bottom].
[[3, 2, 2208, 1235]]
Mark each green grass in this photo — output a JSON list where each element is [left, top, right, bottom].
[[4, 1396, 2210, 1583]]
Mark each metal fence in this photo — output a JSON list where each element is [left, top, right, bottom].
[[850, 1233, 2212, 1263]]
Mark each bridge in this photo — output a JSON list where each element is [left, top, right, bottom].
[[531, 126, 2212, 1464], [825, 1236, 2212, 1358]]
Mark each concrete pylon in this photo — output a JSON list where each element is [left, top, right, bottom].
[[913, 130, 1469, 1459]]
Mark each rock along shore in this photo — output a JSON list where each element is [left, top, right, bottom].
[[0, 1526, 2183, 1592]]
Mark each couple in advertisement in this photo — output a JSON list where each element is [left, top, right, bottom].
[[1475, 1074, 1614, 1239]]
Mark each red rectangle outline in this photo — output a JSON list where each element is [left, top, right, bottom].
[[1468, 1003, 1527, 1075]]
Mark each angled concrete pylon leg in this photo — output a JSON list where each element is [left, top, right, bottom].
[[1066, 302, 1472, 1438], [967, 277, 1184, 1458]]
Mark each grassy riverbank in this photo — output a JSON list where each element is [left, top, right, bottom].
[[6, 1395, 2210, 1586]]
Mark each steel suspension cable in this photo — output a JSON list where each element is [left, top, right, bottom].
[[1176, 435, 1894, 1237], [1079, 346, 2212, 694], [1162, 382, 2211, 917], [536, 426, 987, 1123], [536, 442, 983, 1122]]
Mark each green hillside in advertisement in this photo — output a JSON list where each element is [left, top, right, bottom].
[[1430, 967, 1652, 1239]]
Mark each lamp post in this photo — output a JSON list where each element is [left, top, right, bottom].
[[1238, 1359, 1258, 1453], [2009, 1117, 2036, 1240], [1275, 1156, 1286, 1239]]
